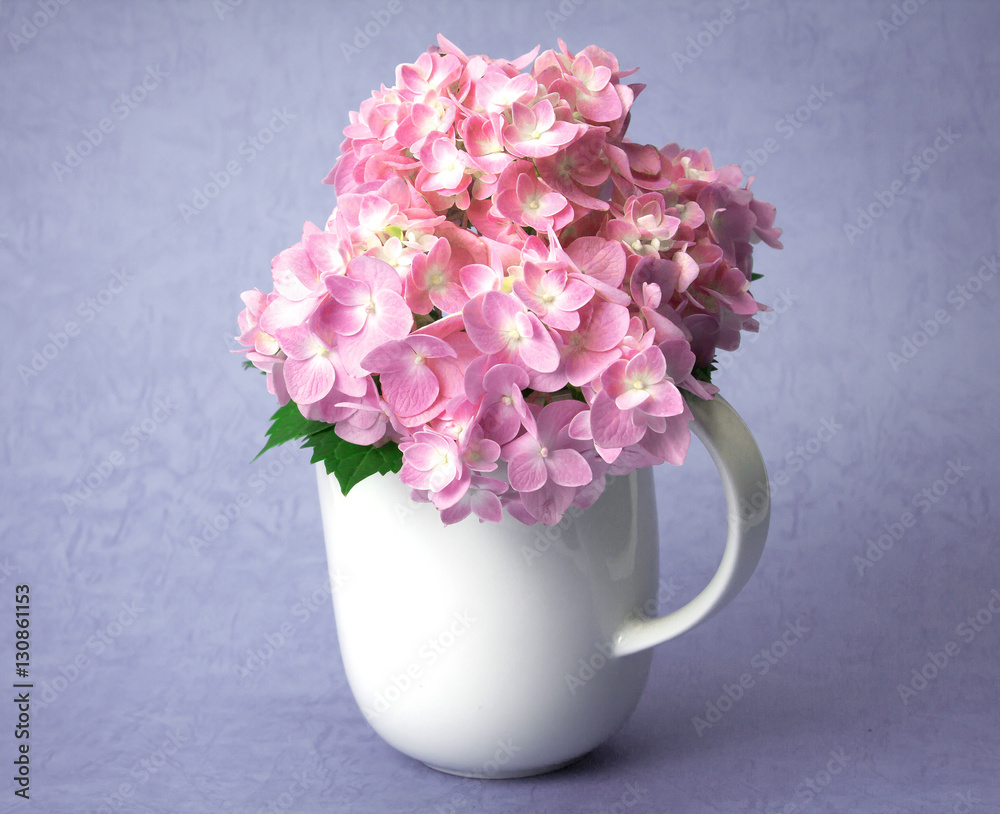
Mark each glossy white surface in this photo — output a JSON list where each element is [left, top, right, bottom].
[[316, 395, 770, 777]]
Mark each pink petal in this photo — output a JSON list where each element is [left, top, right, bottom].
[[639, 410, 692, 466], [283, 355, 335, 405], [405, 442, 445, 472], [360, 339, 409, 373], [430, 469, 472, 510], [508, 452, 547, 493], [675, 251, 700, 293], [545, 448, 592, 487], [625, 348, 667, 384], [259, 295, 322, 336], [481, 401, 523, 445], [565, 347, 620, 387], [408, 334, 458, 359], [336, 417, 388, 446], [349, 255, 403, 295], [615, 388, 651, 411], [483, 362, 531, 394], [276, 325, 324, 361], [339, 322, 400, 378], [305, 231, 346, 274], [462, 293, 507, 354], [439, 499, 473, 525], [460, 263, 501, 298], [557, 278, 596, 311], [517, 314, 560, 373], [521, 482, 575, 526], [468, 489, 503, 523], [384, 362, 440, 417], [590, 392, 645, 449], [371, 289, 414, 337], [584, 301, 631, 352], [271, 247, 316, 301], [568, 409, 593, 441], [325, 274, 370, 306], [659, 339, 697, 381], [536, 400, 587, 443], [643, 380, 684, 418]]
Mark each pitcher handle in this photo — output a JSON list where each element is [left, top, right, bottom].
[[613, 393, 770, 657]]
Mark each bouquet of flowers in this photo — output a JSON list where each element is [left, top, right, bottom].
[[236, 35, 782, 526]]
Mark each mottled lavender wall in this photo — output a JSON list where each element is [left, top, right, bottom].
[[1, 1, 998, 812]]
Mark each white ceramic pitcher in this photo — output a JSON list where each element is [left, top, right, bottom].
[[316, 394, 769, 778]]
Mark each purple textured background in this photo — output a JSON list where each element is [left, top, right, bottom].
[[2, 1, 999, 812]]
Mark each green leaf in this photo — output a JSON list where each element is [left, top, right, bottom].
[[253, 401, 332, 461], [691, 363, 716, 384], [301, 427, 404, 495], [253, 401, 404, 495], [242, 359, 255, 370], [750, 272, 764, 281]]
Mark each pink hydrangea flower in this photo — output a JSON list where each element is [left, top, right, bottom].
[[238, 35, 783, 526], [237, 289, 279, 355], [502, 100, 582, 159], [495, 162, 574, 232], [399, 430, 470, 509], [589, 345, 685, 453], [559, 298, 630, 386], [415, 133, 471, 197], [404, 235, 468, 315], [360, 334, 459, 425], [501, 400, 593, 525], [513, 262, 594, 330], [439, 475, 507, 525], [318, 256, 413, 377], [462, 291, 560, 373]]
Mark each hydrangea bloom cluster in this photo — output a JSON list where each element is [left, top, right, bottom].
[[237, 35, 782, 526]]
